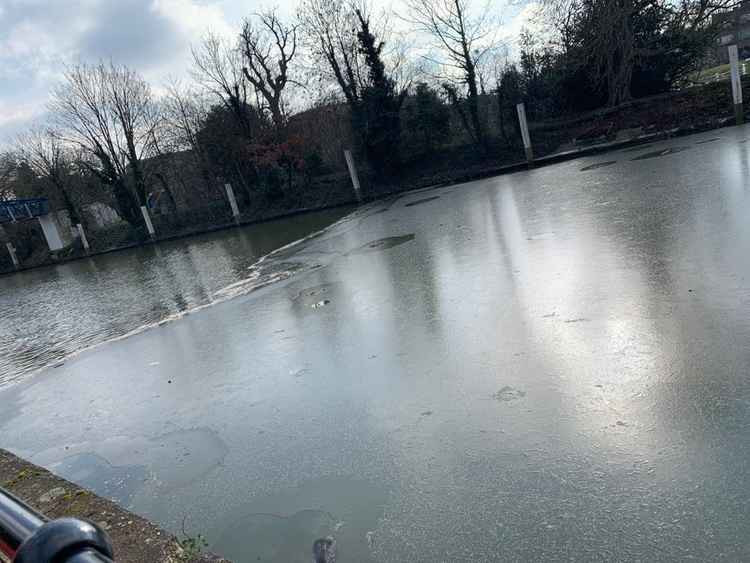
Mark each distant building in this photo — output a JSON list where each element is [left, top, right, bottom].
[[714, 2, 750, 63]]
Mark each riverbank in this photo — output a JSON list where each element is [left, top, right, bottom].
[[0, 449, 230, 563], [0, 201, 357, 277], [0, 108, 739, 277]]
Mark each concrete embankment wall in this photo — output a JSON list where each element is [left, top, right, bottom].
[[0, 449, 229, 563]]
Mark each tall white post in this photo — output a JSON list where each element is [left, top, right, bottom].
[[140, 205, 156, 239], [516, 103, 534, 162], [729, 44, 744, 125], [344, 149, 362, 202], [5, 242, 18, 269], [224, 183, 241, 223], [76, 223, 90, 253]]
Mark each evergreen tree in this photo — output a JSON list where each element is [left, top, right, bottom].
[[354, 10, 406, 176]]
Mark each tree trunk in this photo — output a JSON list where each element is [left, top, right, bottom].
[[271, 105, 284, 130], [60, 187, 81, 226], [467, 83, 484, 146], [111, 179, 142, 227], [232, 160, 253, 206], [497, 96, 510, 146], [463, 51, 485, 148], [604, 0, 635, 107], [130, 160, 147, 206], [51, 174, 82, 226], [155, 173, 178, 212]]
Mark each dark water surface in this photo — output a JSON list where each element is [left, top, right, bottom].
[[0, 207, 351, 386], [3, 127, 750, 561]]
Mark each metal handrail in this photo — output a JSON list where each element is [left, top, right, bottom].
[[0, 488, 113, 562], [0, 198, 50, 224]]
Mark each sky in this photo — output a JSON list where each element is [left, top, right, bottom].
[[0, 0, 538, 147]]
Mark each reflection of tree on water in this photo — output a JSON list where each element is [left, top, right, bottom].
[[1, 338, 68, 385], [0, 207, 351, 385], [224, 227, 257, 279], [485, 152, 750, 555], [0, 265, 70, 381], [595, 144, 750, 446], [131, 244, 201, 319]]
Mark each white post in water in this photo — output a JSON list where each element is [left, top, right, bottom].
[[5, 242, 18, 269], [140, 205, 156, 239], [343, 149, 362, 202], [224, 183, 240, 223], [729, 44, 744, 125], [76, 223, 90, 253], [516, 102, 534, 163]]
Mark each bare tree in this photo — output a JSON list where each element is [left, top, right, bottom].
[[191, 33, 255, 136], [161, 82, 209, 153], [109, 66, 160, 205], [240, 9, 299, 128], [0, 152, 15, 201], [300, 0, 416, 103], [402, 0, 498, 146], [299, 0, 368, 105], [15, 128, 82, 223], [50, 62, 160, 226], [160, 81, 217, 195]]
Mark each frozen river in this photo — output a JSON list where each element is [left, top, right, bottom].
[[3, 126, 750, 561]]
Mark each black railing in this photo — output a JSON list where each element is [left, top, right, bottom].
[[0, 488, 113, 562], [0, 199, 50, 224]]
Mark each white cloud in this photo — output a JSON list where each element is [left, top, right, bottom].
[[154, 0, 235, 38], [0, 102, 38, 127], [0, 0, 240, 146], [498, 2, 543, 55], [144, 0, 236, 88]]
